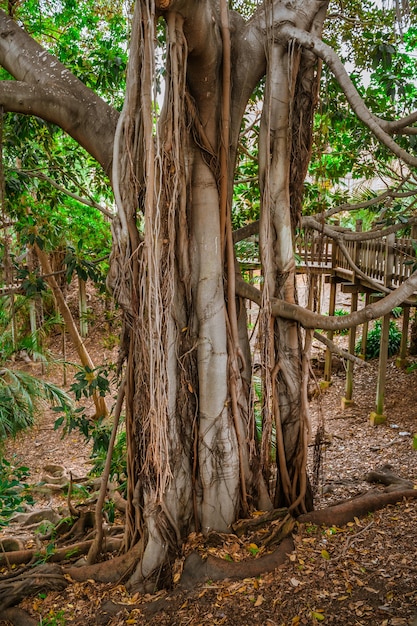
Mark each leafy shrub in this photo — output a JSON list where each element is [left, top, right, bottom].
[[90, 429, 127, 491], [70, 365, 111, 400], [391, 306, 402, 319], [0, 457, 34, 526], [54, 365, 127, 494], [356, 319, 401, 360]]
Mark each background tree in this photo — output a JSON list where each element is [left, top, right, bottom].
[[0, 0, 416, 591]]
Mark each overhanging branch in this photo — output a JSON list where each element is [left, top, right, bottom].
[[313, 331, 369, 366], [277, 24, 417, 168], [235, 270, 417, 330], [0, 10, 118, 175]]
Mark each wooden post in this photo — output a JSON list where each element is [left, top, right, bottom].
[[370, 233, 395, 425], [342, 290, 358, 408], [371, 311, 390, 423], [359, 292, 371, 359], [396, 305, 410, 368], [322, 228, 339, 388], [341, 219, 362, 408], [323, 276, 337, 386]]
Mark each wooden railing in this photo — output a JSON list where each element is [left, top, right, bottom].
[[295, 231, 416, 289], [295, 230, 333, 268]]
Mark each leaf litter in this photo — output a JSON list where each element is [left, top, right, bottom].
[[2, 327, 417, 625]]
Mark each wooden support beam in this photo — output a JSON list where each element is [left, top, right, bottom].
[[324, 274, 344, 284], [358, 292, 371, 359], [323, 279, 337, 384], [370, 233, 395, 425], [341, 220, 362, 409], [396, 305, 410, 368], [340, 282, 362, 294], [370, 312, 390, 425], [342, 290, 358, 408]]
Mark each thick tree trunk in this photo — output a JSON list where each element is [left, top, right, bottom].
[[105, 0, 329, 588], [4, 0, 417, 599], [258, 38, 310, 513]]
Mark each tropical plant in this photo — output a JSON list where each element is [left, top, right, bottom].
[[0, 368, 72, 440], [0, 457, 34, 526], [0, 293, 72, 440], [89, 429, 127, 490], [356, 319, 402, 360]]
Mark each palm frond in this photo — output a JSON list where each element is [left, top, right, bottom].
[[0, 368, 73, 440]]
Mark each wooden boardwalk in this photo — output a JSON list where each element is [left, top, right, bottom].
[[240, 227, 416, 422], [295, 230, 416, 292]]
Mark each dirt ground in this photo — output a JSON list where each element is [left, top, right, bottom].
[[1, 301, 417, 626]]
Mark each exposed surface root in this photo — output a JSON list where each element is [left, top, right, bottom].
[[0, 564, 67, 612], [297, 488, 417, 526], [64, 540, 143, 583], [0, 537, 122, 567], [1, 607, 38, 626], [180, 536, 295, 587], [365, 464, 415, 491], [1, 484, 417, 615], [232, 507, 288, 536], [0, 543, 142, 613]]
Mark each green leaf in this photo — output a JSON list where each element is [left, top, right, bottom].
[[311, 611, 325, 621]]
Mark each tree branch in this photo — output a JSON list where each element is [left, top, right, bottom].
[[313, 331, 369, 366], [235, 269, 417, 330], [0, 11, 118, 176], [317, 186, 417, 220], [303, 214, 417, 242], [15, 168, 114, 219], [277, 24, 417, 168]]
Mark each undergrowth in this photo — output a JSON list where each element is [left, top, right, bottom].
[[356, 319, 401, 360], [0, 457, 33, 526]]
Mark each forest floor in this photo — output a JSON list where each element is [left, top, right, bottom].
[[1, 308, 417, 626]]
